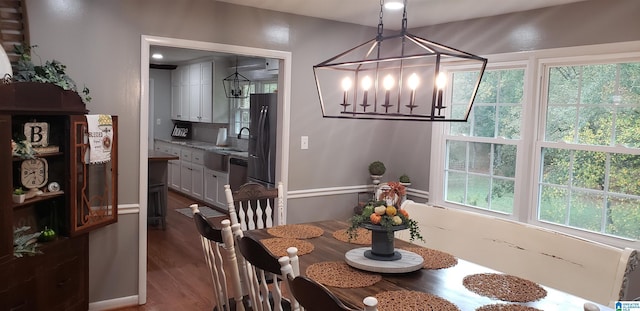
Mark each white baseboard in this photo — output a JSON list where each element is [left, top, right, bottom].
[[89, 295, 139, 310]]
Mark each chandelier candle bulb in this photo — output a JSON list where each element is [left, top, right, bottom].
[[407, 73, 419, 112], [383, 75, 394, 112], [361, 76, 372, 110], [435, 72, 447, 114], [341, 77, 352, 110]]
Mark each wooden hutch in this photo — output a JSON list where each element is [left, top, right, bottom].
[[0, 82, 118, 310]]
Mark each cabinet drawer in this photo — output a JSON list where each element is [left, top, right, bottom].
[[0, 276, 36, 311], [38, 255, 84, 310], [181, 148, 192, 162], [0, 260, 37, 311], [192, 149, 204, 165]]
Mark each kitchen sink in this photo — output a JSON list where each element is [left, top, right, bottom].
[[204, 150, 227, 171]]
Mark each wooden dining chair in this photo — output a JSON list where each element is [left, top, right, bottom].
[[190, 204, 247, 311], [224, 181, 285, 231], [287, 275, 378, 311], [237, 235, 294, 311], [278, 247, 302, 311]]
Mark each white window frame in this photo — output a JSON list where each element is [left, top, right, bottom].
[[430, 41, 640, 250]]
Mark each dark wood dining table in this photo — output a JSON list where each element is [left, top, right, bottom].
[[244, 220, 613, 311]]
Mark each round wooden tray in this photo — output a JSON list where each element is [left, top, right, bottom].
[[344, 247, 423, 273]]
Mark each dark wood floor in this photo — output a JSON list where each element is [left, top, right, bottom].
[[109, 190, 227, 311]]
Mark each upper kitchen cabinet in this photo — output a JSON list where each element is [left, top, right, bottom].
[[171, 60, 223, 123]]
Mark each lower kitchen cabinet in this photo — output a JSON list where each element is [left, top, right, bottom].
[[204, 168, 228, 208], [169, 160, 181, 190], [190, 163, 204, 200]]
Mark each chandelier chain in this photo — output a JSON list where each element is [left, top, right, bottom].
[[401, 0, 408, 32], [377, 0, 384, 39]]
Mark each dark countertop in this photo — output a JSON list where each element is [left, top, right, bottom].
[[148, 150, 179, 162]]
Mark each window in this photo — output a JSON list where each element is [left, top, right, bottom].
[[231, 83, 255, 136], [443, 68, 525, 214], [231, 81, 278, 136], [431, 44, 640, 246], [538, 61, 640, 239]]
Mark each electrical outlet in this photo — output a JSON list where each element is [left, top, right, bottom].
[[301, 136, 309, 150], [156, 118, 161, 125]]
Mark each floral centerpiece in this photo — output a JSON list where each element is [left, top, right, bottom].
[[348, 181, 423, 243]]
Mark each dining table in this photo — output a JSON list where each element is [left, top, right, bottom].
[[244, 220, 613, 311]]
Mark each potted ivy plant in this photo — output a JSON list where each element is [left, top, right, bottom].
[[368, 161, 386, 185], [9, 44, 91, 103], [12, 187, 26, 204]]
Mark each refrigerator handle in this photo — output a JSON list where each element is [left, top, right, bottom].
[[257, 106, 267, 161], [261, 105, 270, 178]]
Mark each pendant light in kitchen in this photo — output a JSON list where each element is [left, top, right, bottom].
[[313, 0, 487, 122], [223, 56, 252, 99]]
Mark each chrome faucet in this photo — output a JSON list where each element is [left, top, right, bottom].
[[238, 127, 250, 139]]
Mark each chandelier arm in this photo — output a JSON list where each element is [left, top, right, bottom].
[[407, 34, 487, 60], [314, 39, 378, 67]]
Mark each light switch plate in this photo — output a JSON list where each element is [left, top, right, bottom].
[[301, 136, 309, 149]]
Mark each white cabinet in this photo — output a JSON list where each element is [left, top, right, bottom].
[[169, 161, 181, 190], [190, 163, 204, 200], [170, 69, 181, 120], [171, 66, 190, 120], [204, 168, 229, 208], [171, 61, 214, 123], [172, 145, 205, 200], [198, 62, 213, 123]]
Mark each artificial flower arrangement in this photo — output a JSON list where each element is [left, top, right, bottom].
[[11, 138, 35, 159], [348, 181, 424, 242]]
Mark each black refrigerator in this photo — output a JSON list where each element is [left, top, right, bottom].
[[248, 93, 277, 188]]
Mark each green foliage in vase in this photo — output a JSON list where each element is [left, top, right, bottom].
[[12, 44, 92, 103], [368, 161, 386, 175], [13, 187, 24, 195], [13, 226, 42, 258], [347, 199, 424, 242]]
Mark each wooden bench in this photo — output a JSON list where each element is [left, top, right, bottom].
[[396, 201, 638, 307]]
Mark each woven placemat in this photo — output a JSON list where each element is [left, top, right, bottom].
[[463, 273, 547, 303], [400, 246, 458, 269], [267, 224, 324, 239], [476, 304, 543, 311], [375, 290, 460, 311], [306, 261, 381, 288], [332, 228, 371, 245], [260, 238, 314, 257]]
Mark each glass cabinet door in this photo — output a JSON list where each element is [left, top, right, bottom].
[[69, 115, 118, 236]]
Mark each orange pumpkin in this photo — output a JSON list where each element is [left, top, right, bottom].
[[399, 209, 409, 218], [370, 213, 382, 225]]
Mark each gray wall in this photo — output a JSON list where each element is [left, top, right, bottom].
[[24, 0, 640, 305]]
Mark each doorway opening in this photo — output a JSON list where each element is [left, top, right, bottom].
[[139, 35, 292, 304]]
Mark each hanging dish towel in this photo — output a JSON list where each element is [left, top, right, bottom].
[[85, 114, 113, 164]]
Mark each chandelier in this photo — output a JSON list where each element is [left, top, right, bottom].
[[313, 0, 487, 122], [223, 56, 252, 99]]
